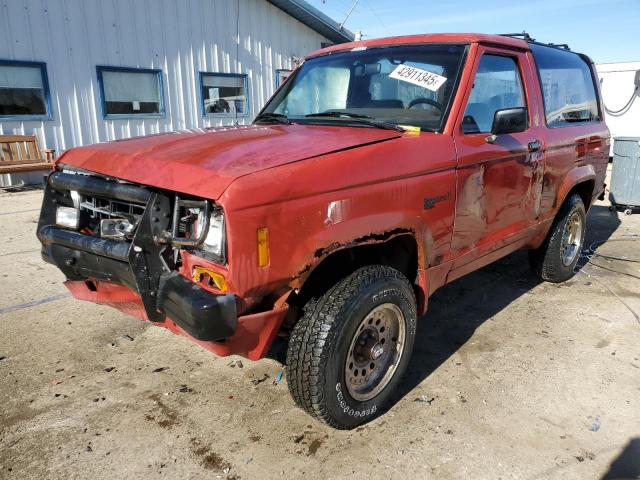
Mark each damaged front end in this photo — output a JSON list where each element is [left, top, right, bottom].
[[37, 169, 237, 342]]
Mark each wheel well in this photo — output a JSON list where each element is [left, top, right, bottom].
[[292, 234, 419, 307], [567, 179, 595, 211]]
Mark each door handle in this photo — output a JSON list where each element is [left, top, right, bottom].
[[528, 140, 542, 152]]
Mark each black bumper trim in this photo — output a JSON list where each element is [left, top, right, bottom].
[[41, 243, 136, 288], [40, 244, 237, 341], [38, 171, 238, 342], [39, 225, 130, 262], [157, 273, 237, 341], [49, 171, 151, 205]]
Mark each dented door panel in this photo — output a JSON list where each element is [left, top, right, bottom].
[[450, 46, 547, 266]]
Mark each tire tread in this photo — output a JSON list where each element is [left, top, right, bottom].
[[529, 193, 585, 282], [286, 265, 414, 429]]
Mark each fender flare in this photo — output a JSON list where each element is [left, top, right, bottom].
[[554, 164, 596, 211], [289, 223, 429, 314]]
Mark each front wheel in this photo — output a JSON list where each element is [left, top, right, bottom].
[[529, 193, 586, 282], [286, 265, 417, 429]]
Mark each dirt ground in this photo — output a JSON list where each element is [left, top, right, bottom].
[[0, 184, 639, 480]]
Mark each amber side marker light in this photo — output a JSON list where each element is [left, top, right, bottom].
[[192, 266, 228, 293], [257, 227, 270, 267]]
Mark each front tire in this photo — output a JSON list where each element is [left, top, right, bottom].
[[529, 193, 586, 282], [286, 265, 416, 429]]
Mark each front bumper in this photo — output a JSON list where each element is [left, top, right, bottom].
[[38, 171, 237, 342]]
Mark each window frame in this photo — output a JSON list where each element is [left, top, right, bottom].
[[0, 59, 53, 121], [529, 44, 602, 129], [259, 43, 470, 134], [198, 72, 249, 118], [96, 65, 165, 120], [460, 50, 532, 136]]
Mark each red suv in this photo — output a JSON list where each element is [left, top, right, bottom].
[[37, 33, 608, 429]]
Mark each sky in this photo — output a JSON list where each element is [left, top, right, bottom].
[[306, 0, 640, 64]]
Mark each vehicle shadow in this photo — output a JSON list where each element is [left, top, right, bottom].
[[267, 205, 622, 419], [385, 203, 621, 411], [601, 437, 640, 480]]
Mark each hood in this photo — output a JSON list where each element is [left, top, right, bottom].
[[58, 124, 401, 199]]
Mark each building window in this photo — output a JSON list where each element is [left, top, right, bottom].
[[199, 73, 248, 116], [96, 66, 164, 118], [276, 69, 292, 89], [0, 60, 52, 120]]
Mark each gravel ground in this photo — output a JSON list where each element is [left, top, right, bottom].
[[0, 183, 639, 480]]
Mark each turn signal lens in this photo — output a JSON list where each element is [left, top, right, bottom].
[[192, 266, 228, 292], [257, 227, 269, 267]]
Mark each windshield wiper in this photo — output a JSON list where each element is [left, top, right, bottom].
[[305, 111, 375, 120], [254, 112, 291, 125], [305, 111, 405, 131]]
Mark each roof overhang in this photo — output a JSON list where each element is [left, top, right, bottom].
[[266, 0, 354, 44]]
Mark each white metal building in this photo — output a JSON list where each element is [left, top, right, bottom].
[[596, 62, 640, 155], [0, 0, 352, 182]]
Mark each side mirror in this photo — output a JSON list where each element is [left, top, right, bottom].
[[491, 107, 527, 135]]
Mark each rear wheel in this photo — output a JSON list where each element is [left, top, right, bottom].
[[529, 193, 586, 282], [286, 265, 416, 429]]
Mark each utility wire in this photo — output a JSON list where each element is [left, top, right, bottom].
[[602, 85, 639, 116], [588, 237, 640, 263], [577, 268, 639, 324], [576, 235, 640, 324], [364, 0, 392, 37]]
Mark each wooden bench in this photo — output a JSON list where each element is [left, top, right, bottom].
[[0, 135, 55, 174]]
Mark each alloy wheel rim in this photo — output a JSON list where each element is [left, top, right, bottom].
[[344, 303, 406, 402], [561, 211, 583, 266]]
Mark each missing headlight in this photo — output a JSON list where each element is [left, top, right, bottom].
[[159, 195, 226, 263]]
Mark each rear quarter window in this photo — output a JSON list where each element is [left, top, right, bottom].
[[530, 44, 600, 127]]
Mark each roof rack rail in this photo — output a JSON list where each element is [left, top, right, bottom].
[[499, 31, 535, 42], [547, 43, 571, 51], [498, 32, 572, 51]]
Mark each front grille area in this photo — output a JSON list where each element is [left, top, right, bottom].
[[79, 194, 146, 240], [80, 195, 146, 222], [39, 170, 230, 328], [46, 169, 215, 251]]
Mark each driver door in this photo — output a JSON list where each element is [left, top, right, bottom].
[[450, 47, 546, 269]]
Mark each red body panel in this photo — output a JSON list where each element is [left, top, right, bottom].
[[450, 45, 547, 270], [57, 125, 401, 200], [65, 279, 289, 361], [55, 33, 609, 360]]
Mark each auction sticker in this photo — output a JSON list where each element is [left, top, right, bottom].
[[389, 65, 447, 92]]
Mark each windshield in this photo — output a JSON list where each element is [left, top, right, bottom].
[[261, 44, 467, 132]]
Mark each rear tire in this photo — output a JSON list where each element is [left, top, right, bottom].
[[529, 193, 586, 283], [286, 265, 416, 429]]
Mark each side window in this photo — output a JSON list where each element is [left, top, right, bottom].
[[530, 44, 599, 126], [462, 55, 526, 134]]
